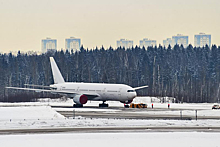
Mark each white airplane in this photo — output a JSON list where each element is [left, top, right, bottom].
[[6, 57, 148, 107]]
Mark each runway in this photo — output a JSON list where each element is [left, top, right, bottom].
[[58, 111, 193, 120], [1, 126, 220, 135]]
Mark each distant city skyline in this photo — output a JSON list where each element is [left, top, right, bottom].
[[117, 39, 133, 49], [163, 38, 172, 48], [194, 33, 211, 47], [41, 33, 213, 52], [0, 0, 220, 52], [140, 38, 157, 47], [162, 34, 189, 48], [65, 37, 81, 52], [41, 38, 57, 53]]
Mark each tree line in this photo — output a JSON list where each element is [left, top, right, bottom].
[[0, 44, 219, 103]]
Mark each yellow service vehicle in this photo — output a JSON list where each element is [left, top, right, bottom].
[[129, 103, 147, 108]]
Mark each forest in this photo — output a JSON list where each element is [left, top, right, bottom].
[[0, 44, 220, 103]]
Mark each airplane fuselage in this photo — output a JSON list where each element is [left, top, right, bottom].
[[50, 82, 137, 102]]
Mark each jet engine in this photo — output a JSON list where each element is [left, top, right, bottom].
[[73, 94, 88, 105]]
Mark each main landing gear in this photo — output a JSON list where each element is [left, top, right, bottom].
[[73, 104, 83, 108], [99, 101, 109, 107]]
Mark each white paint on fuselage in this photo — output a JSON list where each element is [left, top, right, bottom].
[[51, 82, 137, 102]]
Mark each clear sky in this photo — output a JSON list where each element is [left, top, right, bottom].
[[0, 0, 220, 52]]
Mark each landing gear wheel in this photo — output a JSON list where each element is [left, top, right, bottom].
[[99, 102, 109, 107], [73, 104, 83, 108], [124, 104, 129, 108]]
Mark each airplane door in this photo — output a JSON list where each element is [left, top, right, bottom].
[[118, 88, 122, 98], [103, 88, 106, 96], [102, 88, 106, 101]]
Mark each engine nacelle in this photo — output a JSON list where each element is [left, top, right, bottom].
[[73, 94, 88, 105], [120, 100, 133, 104]]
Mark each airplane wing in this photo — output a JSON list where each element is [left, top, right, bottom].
[[133, 85, 149, 90], [24, 84, 57, 89], [6, 87, 100, 99]]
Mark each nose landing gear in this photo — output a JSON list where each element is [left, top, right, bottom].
[[121, 100, 133, 108], [124, 104, 129, 108]]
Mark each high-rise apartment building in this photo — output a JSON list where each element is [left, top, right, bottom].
[[163, 38, 172, 48], [65, 37, 81, 52], [41, 38, 57, 53], [117, 39, 133, 49], [140, 38, 156, 48], [172, 34, 189, 48], [194, 33, 211, 47]]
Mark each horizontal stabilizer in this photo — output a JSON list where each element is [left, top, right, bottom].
[[133, 85, 148, 90]]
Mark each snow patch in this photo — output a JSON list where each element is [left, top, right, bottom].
[[0, 106, 64, 121]]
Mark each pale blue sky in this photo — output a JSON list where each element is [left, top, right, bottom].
[[0, 0, 219, 52]]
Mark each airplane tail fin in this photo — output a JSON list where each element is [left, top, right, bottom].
[[49, 57, 65, 84]]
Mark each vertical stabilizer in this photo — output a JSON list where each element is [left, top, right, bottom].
[[50, 57, 65, 84]]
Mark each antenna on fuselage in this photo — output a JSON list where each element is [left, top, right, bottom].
[[49, 57, 65, 84]]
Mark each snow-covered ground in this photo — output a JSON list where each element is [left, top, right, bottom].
[[0, 97, 220, 146], [1, 111, 220, 130], [0, 97, 219, 130], [0, 132, 219, 147], [0, 106, 64, 121]]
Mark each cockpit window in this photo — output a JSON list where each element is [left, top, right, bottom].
[[127, 90, 135, 92]]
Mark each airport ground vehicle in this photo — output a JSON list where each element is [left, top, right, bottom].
[[129, 103, 147, 108], [212, 104, 220, 109]]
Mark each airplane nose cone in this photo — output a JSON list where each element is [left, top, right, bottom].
[[134, 92, 137, 97], [130, 92, 137, 99]]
